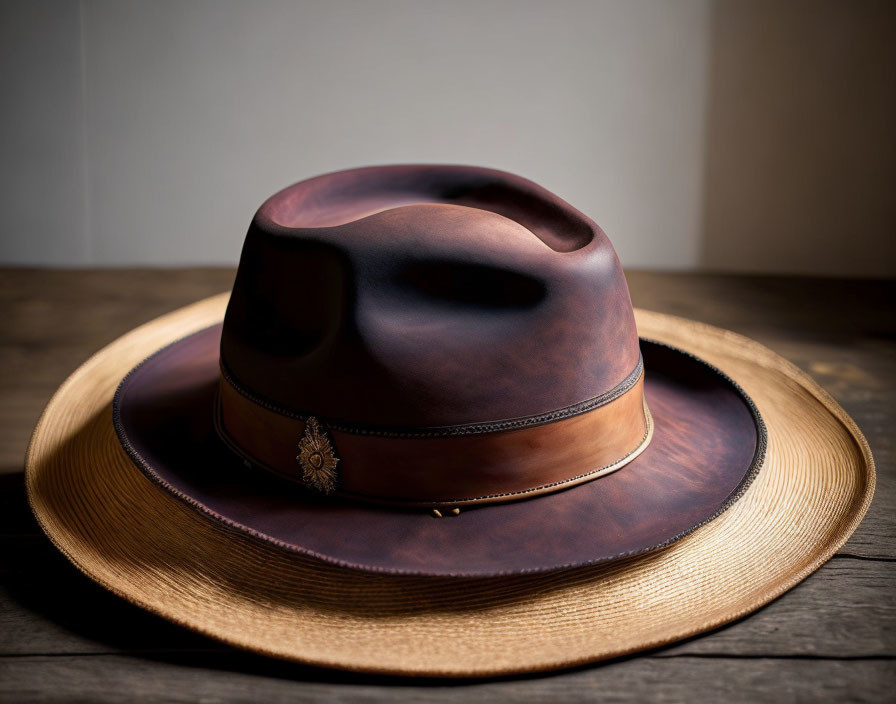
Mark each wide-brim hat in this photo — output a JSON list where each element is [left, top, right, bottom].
[[27, 166, 874, 676]]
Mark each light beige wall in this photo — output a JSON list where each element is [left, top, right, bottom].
[[0, 0, 713, 268], [1, 0, 893, 275]]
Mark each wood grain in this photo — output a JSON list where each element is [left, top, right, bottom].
[[1, 268, 893, 700], [1, 656, 892, 704]]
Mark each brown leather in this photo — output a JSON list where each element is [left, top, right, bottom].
[[109, 164, 763, 574], [220, 165, 640, 428], [216, 367, 651, 506]]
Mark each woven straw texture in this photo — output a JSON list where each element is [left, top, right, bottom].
[[25, 294, 875, 677]]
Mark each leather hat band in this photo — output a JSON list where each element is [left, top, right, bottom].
[[215, 365, 653, 508]]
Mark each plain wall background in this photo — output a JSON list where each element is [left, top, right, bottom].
[[1, 0, 893, 275]]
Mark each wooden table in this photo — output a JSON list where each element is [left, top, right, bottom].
[[1, 269, 893, 702]]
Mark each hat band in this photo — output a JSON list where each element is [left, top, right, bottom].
[[214, 365, 652, 508]]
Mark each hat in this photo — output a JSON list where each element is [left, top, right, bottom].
[[27, 165, 874, 676]]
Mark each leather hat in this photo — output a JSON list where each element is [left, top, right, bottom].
[[27, 165, 874, 675], [113, 165, 763, 575]]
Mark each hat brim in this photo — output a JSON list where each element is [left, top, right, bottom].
[[26, 294, 874, 675], [111, 322, 763, 577]]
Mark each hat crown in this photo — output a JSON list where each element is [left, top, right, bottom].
[[221, 165, 640, 428]]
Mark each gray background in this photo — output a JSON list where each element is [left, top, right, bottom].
[[1, 0, 893, 275]]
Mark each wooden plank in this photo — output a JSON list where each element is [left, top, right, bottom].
[[0, 268, 235, 472], [1, 654, 892, 704]]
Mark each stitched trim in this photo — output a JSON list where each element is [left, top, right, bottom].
[[218, 354, 644, 438]]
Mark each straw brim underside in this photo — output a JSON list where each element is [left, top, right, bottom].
[[26, 294, 875, 677]]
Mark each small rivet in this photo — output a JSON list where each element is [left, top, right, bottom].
[[451, 508, 461, 516], [431, 509, 443, 518]]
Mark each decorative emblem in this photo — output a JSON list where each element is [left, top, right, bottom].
[[297, 416, 339, 494]]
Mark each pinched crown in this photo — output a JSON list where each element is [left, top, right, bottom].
[[221, 165, 640, 431]]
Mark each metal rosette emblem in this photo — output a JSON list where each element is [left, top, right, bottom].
[[296, 416, 340, 494]]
